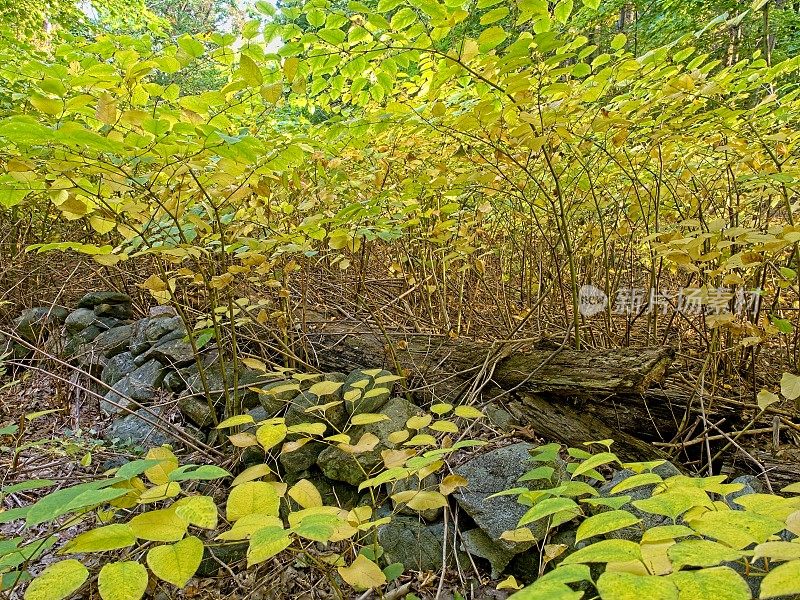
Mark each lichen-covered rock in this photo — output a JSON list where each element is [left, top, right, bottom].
[[101, 351, 137, 387], [180, 361, 263, 408], [454, 442, 568, 554], [129, 315, 186, 356], [317, 397, 422, 486], [78, 291, 131, 309], [94, 302, 133, 320], [177, 395, 216, 428], [90, 324, 133, 359], [0, 332, 29, 361], [377, 517, 446, 573], [343, 368, 393, 415], [139, 337, 195, 367], [104, 406, 179, 450], [13, 306, 70, 342], [64, 308, 98, 334], [101, 359, 167, 415], [461, 528, 516, 578]]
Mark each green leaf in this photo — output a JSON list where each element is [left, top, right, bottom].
[[146, 536, 204, 587], [573, 452, 618, 478], [390, 8, 418, 30], [247, 526, 292, 566], [666, 540, 742, 570], [632, 486, 713, 520], [478, 26, 507, 51], [318, 28, 346, 45], [753, 541, 800, 561], [576, 510, 640, 542], [518, 497, 581, 528], [610, 473, 663, 494], [760, 559, 800, 598], [62, 524, 136, 553], [216, 415, 255, 429], [177, 35, 205, 58], [582, 0, 600, 9], [115, 460, 163, 480], [168, 465, 231, 482], [481, 7, 509, 24], [610, 33, 627, 50], [553, 0, 573, 23], [596, 572, 678, 600], [97, 561, 148, 600], [667, 567, 750, 600], [560, 539, 643, 564], [24, 560, 88, 600]]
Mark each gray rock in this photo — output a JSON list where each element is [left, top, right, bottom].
[[90, 324, 133, 359], [177, 395, 217, 428], [139, 338, 195, 368], [94, 302, 133, 320], [281, 440, 325, 475], [485, 402, 517, 431], [180, 361, 263, 409], [317, 397, 422, 486], [162, 370, 187, 393], [725, 475, 764, 509], [461, 528, 516, 578], [13, 306, 69, 341], [149, 306, 177, 318], [378, 517, 446, 573], [101, 352, 137, 388], [78, 291, 131, 308], [103, 406, 174, 449], [129, 315, 185, 356], [343, 368, 393, 415], [101, 359, 167, 415], [454, 442, 567, 554], [64, 308, 98, 334]]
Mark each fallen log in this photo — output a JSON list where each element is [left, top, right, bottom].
[[301, 328, 678, 461]]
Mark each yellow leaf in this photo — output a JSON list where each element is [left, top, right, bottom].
[[129, 508, 188, 542], [89, 216, 116, 234], [215, 514, 283, 541], [97, 561, 147, 600], [217, 415, 255, 429], [146, 536, 204, 588], [96, 93, 118, 125], [338, 554, 386, 591], [137, 482, 181, 504], [24, 560, 88, 600], [404, 434, 436, 446], [440, 474, 468, 496], [391, 490, 447, 511], [430, 403, 453, 415], [144, 447, 178, 485], [386, 430, 410, 444], [288, 479, 324, 508], [497, 575, 522, 590], [240, 357, 267, 371], [140, 273, 168, 293], [231, 464, 272, 486], [174, 496, 218, 529], [351, 413, 390, 425], [61, 524, 135, 554], [406, 415, 432, 430], [229, 433, 258, 447], [256, 422, 288, 451], [226, 481, 279, 521], [430, 420, 459, 433], [282, 438, 311, 454], [283, 57, 299, 82], [500, 528, 536, 543], [339, 432, 380, 454], [308, 380, 344, 396], [247, 526, 292, 566], [287, 422, 327, 436], [454, 405, 484, 419], [382, 449, 416, 468]]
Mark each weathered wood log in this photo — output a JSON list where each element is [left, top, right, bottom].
[[301, 328, 677, 461], [304, 329, 674, 399]]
